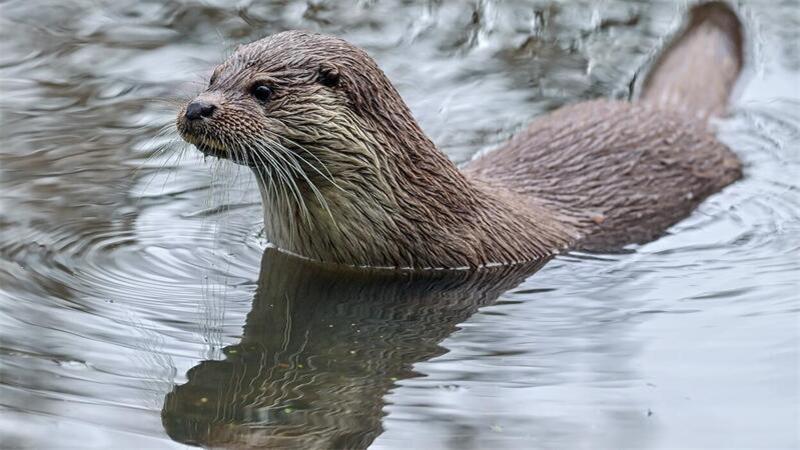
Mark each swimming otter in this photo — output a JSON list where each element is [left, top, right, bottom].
[[177, 2, 744, 269]]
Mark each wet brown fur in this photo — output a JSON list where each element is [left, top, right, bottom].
[[177, 2, 744, 269]]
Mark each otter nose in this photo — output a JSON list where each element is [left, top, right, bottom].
[[185, 101, 216, 120]]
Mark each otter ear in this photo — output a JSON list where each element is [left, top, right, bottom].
[[318, 62, 340, 88]]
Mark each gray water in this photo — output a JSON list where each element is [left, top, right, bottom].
[[1, 0, 798, 448]]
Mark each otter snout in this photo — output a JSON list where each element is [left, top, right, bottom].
[[176, 92, 231, 159], [179, 92, 223, 125], [185, 100, 216, 120], [177, 92, 224, 144]]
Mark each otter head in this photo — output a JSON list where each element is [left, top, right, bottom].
[[177, 30, 433, 180], [176, 31, 493, 268]]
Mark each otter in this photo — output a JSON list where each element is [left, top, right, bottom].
[[177, 2, 744, 269]]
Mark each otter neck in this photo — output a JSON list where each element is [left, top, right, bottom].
[[252, 106, 574, 268]]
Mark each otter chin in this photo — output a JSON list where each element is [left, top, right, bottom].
[[176, 2, 744, 270]]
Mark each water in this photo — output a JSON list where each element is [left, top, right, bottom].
[[1, 0, 798, 448]]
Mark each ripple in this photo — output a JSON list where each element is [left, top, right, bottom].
[[1, 1, 798, 449]]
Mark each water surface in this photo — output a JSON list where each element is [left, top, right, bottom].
[[1, 0, 798, 448]]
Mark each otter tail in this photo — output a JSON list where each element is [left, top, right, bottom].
[[640, 1, 744, 121]]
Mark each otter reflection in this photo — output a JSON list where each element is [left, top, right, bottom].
[[162, 248, 546, 448]]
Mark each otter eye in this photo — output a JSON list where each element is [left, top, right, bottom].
[[318, 64, 340, 88], [252, 84, 273, 102]]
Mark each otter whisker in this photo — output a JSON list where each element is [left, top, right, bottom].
[[235, 139, 275, 202], [258, 133, 344, 228], [132, 121, 181, 181], [261, 128, 342, 191], [158, 144, 189, 194], [271, 145, 315, 237], [219, 135, 248, 212], [252, 140, 313, 226], [238, 138, 275, 203], [205, 130, 234, 218], [137, 132, 189, 201], [257, 137, 336, 225], [247, 142, 303, 248]]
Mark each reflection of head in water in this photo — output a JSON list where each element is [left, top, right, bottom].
[[162, 248, 546, 448]]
